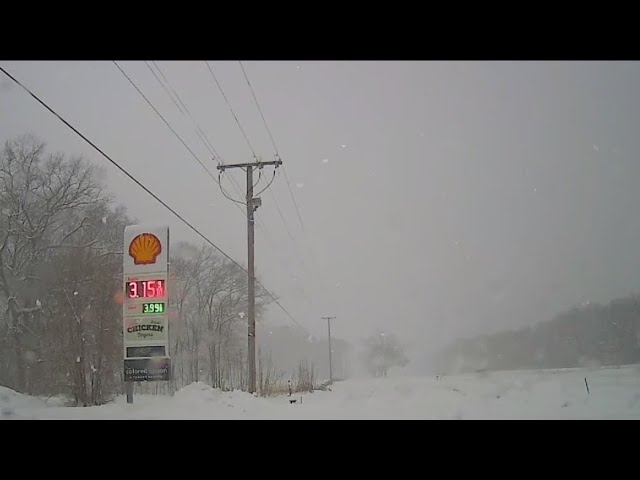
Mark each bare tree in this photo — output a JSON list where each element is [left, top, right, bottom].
[[167, 242, 272, 392], [258, 348, 285, 396], [0, 136, 108, 394], [362, 332, 408, 377], [294, 360, 317, 392]]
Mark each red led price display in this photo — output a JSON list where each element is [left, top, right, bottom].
[[127, 280, 165, 299]]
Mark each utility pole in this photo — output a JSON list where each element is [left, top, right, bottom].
[[217, 158, 282, 394], [322, 316, 336, 383]]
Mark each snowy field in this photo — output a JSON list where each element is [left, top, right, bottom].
[[3, 365, 640, 419]]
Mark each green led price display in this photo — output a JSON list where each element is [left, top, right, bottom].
[[142, 303, 165, 314]]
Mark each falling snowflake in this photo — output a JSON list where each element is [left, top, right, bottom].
[[322, 158, 329, 164], [238, 312, 245, 319], [101, 216, 107, 224], [593, 145, 599, 152], [296, 65, 300, 70], [335, 282, 341, 288], [341, 144, 347, 149], [35, 299, 41, 307], [91, 365, 97, 373], [76, 357, 80, 363], [296, 182, 305, 189], [73, 291, 78, 296], [533, 187, 537, 193]]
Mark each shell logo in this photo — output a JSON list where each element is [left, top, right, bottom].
[[129, 233, 162, 265]]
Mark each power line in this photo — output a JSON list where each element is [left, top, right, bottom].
[[269, 186, 299, 253], [152, 61, 191, 115], [238, 61, 306, 232], [280, 166, 306, 232], [120, 62, 250, 220], [145, 61, 185, 116], [146, 63, 255, 216], [126, 61, 281, 264], [234, 62, 311, 285], [0, 64, 304, 330], [196, 126, 218, 158], [143, 61, 255, 210], [143, 61, 224, 166], [120, 60, 276, 260], [204, 61, 257, 159], [201, 61, 311, 305], [199, 61, 279, 243], [239, 61, 279, 155], [230, 62, 303, 244], [218, 171, 247, 206], [239, 65, 333, 314], [144, 62, 227, 171], [113, 61, 220, 185]]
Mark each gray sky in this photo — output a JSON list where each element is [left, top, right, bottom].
[[2, 61, 640, 364]]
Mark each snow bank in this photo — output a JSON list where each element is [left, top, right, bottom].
[[2, 366, 640, 419], [0, 385, 51, 420]]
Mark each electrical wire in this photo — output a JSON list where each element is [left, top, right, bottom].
[[152, 61, 191, 115], [145, 61, 185, 115], [201, 62, 311, 310], [204, 61, 257, 159], [239, 61, 305, 232], [113, 61, 219, 185], [239, 61, 279, 156], [201, 61, 279, 246], [144, 61, 223, 163], [136, 61, 248, 219]]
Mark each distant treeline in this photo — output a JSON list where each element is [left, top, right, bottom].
[[439, 295, 640, 373]]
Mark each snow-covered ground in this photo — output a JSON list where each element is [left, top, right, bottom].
[[3, 366, 640, 419]]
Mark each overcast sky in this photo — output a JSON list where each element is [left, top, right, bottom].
[[2, 61, 640, 362]]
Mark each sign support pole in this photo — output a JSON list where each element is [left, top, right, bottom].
[[126, 382, 133, 404]]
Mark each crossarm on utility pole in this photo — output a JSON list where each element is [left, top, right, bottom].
[[217, 159, 282, 171]]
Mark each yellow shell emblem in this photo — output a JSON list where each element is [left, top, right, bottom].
[[129, 233, 162, 265]]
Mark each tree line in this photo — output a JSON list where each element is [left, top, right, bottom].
[[439, 295, 640, 374]]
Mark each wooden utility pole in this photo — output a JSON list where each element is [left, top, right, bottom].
[[322, 316, 336, 383], [217, 159, 282, 394]]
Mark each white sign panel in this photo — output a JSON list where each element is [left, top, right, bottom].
[[124, 317, 168, 343]]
